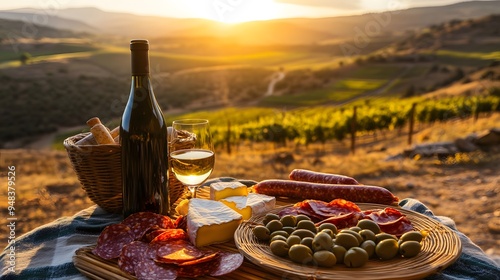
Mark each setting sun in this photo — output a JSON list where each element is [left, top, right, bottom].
[[211, 0, 279, 23]]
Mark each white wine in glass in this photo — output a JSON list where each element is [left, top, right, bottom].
[[170, 119, 214, 198]]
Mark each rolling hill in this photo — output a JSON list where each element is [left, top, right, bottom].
[[1, 1, 500, 45]]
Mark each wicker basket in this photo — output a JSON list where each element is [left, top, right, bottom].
[[64, 131, 194, 214]]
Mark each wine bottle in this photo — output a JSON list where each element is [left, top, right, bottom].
[[120, 39, 170, 217]]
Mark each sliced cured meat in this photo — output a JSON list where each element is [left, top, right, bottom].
[[290, 169, 359, 185], [122, 212, 174, 229], [118, 241, 151, 275], [315, 212, 362, 229], [209, 251, 245, 277], [177, 252, 219, 266], [156, 240, 205, 263], [122, 212, 175, 240], [174, 215, 187, 231], [327, 199, 362, 213], [176, 256, 219, 278], [279, 199, 363, 223], [92, 224, 134, 260], [135, 258, 177, 280], [364, 207, 414, 236], [150, 229, 187, 243]]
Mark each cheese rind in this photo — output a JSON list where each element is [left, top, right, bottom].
[[186, 198, 242, 247], [209, 181, 248, 201], [221, 193, 276, 220]]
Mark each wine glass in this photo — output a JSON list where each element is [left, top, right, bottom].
[[169, 119, 215, 198]]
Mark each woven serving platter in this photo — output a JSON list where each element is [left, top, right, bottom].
[[234, 203, 462, 280], [73, 187, 461, 280]]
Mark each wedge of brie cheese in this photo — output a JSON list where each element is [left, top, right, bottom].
[[209, 181, 248, 201], [186, 198, 242, 247], [220, 193, 276, 220]]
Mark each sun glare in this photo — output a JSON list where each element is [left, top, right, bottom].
[[211, 0, 278, 24]]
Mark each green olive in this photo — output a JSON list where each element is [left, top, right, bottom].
[[349, 226, 362, 232], [300, 237, 313, 249], [280, 215, 297, 227], [400, 231, 424, 243], [296, 220, 317, 233], [344, 247, 369, 268], [270, 240, 289, 257], [295, 214, 311, 223], [339, 229, 363, 244], [282, 226, 296, 235], [357, 219, 381, 234], [359, 229, 377, 242], [319, 229, 335, 239], [375, 233, 398, 244], [288, 244, 313, 264], [263, 213, 280, 225], [287, 235, 302, 247], [312, 232, 334, 252], [334, 233, 359, 249], [313, 251, 337, 268], [291, 229, 316, 239], [318, 223, 338, 234], [270, 230, 289, 239], [331, 245, 347, 264], [266, 220, 283, 233], [252, 225, 270, 241], [399, 240, 421, 258], [375, 239, 399, 260], [360, 240, 376, 258], [270, 235, 287, 243]]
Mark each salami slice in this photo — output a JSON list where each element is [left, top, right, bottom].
[[290, 169, 359, 185], [156, 240, 205, 263], [135, 258, 177, 280], [209, 251, 244, 276], [150, 229, 187, 243], [92, 224, 134, 260], [122, 212, 174, 240], [315, 212, 362, 229], [177, 252, 219, 266], [118, 241, 151, 275], [364, 207, 414, 236], [280, 199, 363, 225]]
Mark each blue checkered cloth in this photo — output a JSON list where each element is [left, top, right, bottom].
[[1, 179, 499, 279]]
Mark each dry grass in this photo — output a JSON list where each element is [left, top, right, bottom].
[[0, 113, 498, 257]]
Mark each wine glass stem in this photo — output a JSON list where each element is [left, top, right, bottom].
[[188, 185, 197, 198]]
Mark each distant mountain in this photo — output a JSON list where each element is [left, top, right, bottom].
[[0, 18, 86, 42], [0, 10, 97, 34], [1, 1, 500, 45]]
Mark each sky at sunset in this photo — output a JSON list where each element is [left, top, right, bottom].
[[0, 0, 491, 23]]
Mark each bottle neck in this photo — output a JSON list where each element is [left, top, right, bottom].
[[131, 49, 150, 76]]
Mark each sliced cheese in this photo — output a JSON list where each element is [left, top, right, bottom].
[[220, 193, 276, 220], [186, 198, 242, 247], [209, 181, 248, 201]]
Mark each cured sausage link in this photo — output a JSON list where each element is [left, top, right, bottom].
[[289, 169, 359, 185], [253, 180, 398, 205]]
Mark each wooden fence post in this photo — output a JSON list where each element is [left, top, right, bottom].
[[408, 103, 417, 146], [351, 106, 357, 154], [226, 120, 231, 154]]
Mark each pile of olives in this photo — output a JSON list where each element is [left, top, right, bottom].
[[252, 213, 424, 268]]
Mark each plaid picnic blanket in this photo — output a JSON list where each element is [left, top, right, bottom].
[[1, 179, 499, 279]]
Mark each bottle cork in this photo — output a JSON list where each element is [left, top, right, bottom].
[[75, 117, 102, 145], [86, 117, 101, 128], [110, 126, 120, 138], [90, 124, 115, 145]]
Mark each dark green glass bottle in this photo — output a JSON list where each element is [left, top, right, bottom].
[[120, 39, 169, 218]]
